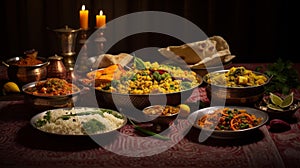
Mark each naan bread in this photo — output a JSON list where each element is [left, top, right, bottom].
[[191, 55, 236, 69], [92, 53, 133, 69], [158, 36, 234, 67]]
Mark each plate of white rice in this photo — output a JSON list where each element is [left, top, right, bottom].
[[30, 107, 127, 136]]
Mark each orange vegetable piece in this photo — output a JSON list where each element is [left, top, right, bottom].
[[230, 113, 253, 130], [86, 64, 125, 84]]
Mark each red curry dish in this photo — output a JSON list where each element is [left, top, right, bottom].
[[24, 78, 80, 96], [13, 55, 43, 66]]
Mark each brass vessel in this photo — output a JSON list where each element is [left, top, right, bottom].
[[2, 57, 49, 84], [47, 55, 67, 79]]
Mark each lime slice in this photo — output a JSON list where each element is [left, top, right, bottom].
[[267, 104, 284, 112], [280, 92, 294, 108], [270, 92, 283, 106]]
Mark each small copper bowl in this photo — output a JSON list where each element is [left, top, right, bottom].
[[2, 57, 49, 85]]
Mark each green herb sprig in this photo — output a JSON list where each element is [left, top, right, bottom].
[[263, 58, 300, 95], [133, 57, 146, 70], [35, 111, 51, 127]]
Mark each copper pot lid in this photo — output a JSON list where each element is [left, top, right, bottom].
[[48, 54, 63, 60], [52, 25, 81, 33]]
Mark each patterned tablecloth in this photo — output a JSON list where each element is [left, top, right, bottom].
[[0, 64, 300, 168], [0, 88, 299, 168]]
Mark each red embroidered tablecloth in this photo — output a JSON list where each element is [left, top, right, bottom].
[[1, 64, 300, 167], [0, 90, 299, 168]]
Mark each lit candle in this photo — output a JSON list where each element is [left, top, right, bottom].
[[96, 10, 106, 28], [80, 5, 89, 29]]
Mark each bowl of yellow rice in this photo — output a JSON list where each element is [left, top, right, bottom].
[[83, 61, 202, 122]]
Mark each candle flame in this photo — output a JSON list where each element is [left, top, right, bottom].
[[100, 10, 103, 16], [81, 5, 85, 10]]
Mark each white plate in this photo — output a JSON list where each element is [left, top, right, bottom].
[[30, 107, 127, 136], [188, 106, 268, 139]]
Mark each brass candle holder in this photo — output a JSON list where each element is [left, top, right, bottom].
[[74, 28, 89, 75], [78, 29, 89, 46], [94, 27, 106, 55], [75, 27, 107, 75]]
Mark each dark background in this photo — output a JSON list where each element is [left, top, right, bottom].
[[0, 0, 291, 63]]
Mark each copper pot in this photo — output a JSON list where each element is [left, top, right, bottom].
[[2, 57, 49, 84], [47, 55, 67, 79]]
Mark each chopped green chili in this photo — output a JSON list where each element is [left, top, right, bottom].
[[128, 119, 170, 140]]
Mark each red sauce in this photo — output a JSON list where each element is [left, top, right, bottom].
[[25, 78, 80, 96], [13, 56, 43, 66]]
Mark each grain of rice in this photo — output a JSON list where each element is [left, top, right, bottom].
[[35, 108, 125, 135]]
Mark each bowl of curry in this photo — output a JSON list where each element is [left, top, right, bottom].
[[203, 67, 270, 105], [2, 56, 49, 84], [22, 78, 81, 110]]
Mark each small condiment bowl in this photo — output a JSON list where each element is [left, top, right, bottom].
[[142, 105, 180, 132], [255, 95, 300, 119], [143, 105, 179, 122]]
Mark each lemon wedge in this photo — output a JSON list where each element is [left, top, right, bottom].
[[270, 92, 283, 106], [2, 82, 20, 95], [267, 104, 284, 112], [279, 92, 294, 108], [178, 104, 191, 117], [267, 92, 294, 111]]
